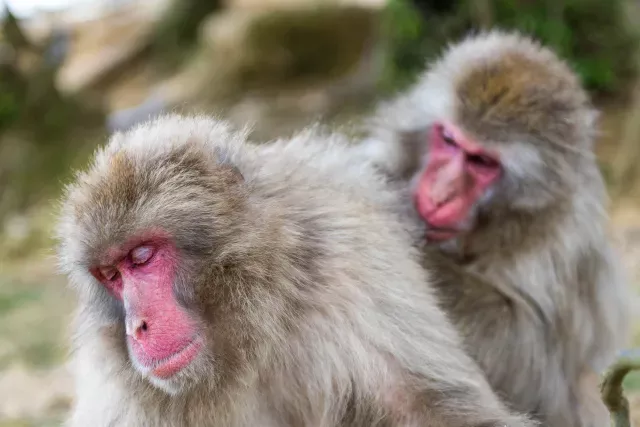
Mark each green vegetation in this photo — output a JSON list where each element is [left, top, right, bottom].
[[0, 11, 106, 234], [380, 0, 467, 92], [625, 371, 640, 390], [0, 276, 70, 369], [0, 416, 64, 427], [382, 0, 639, 98], [0, 67, 23, 131]]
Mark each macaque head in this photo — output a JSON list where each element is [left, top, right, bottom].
[[57, 116, 250, 395], [379, 31, 599, 243]]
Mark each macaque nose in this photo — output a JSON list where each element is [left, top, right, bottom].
[[126, 316, 149, 341], [431, 174, 459, 207], [431, 158, 465, 207]]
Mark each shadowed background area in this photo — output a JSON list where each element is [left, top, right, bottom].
[[0, 0, 639, 425]]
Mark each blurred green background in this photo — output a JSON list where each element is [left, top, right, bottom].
[[0, 0, 639, 425]]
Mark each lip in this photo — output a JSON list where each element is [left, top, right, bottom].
[[146, 338, 203, 379]]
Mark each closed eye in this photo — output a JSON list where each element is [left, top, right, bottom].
[[467, 153, 499, 168], [130, 245, 155, 266], [442, 128, 457, 147]]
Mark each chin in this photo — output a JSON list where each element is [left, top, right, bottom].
[[128, 338, 207, 396], [147, 372, 191, 395]]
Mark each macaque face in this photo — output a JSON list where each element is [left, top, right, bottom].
[[413, 122, 502, 241], [89, 231, 205, 391]]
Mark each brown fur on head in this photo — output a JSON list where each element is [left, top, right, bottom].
[[56, 114, 535, 426], [456, 46, 593, 145]]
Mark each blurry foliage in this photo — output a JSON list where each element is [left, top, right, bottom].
[[2, 7, 35, 52], [0, 66, 23, 130], [0, 64, 104, 222], [0, 13, 106, 228], [382, 0, 639, 98], [380, 0, 467, 93]]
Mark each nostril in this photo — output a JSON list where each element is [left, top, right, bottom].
[[126, 317, 149, 340]]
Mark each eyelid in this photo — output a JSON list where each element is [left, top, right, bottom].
[[441, 127, 457, 146], [130, 245, 154, 265], [467, 152, 499, 168]]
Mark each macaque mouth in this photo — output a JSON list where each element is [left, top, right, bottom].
[[414, 196, 466, 241], [137, 337, 204, 379]]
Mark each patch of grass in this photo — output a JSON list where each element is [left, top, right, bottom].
[[0, 210, 57, 262], [0, 260, 73, 370], [0, 421, 31, 427], [0, 418, 63, 427], [624, 370, 640, 391], [19, 339, 64, 369], [0, 288, 40, 315]]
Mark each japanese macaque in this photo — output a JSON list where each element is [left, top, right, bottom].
[[55, 114, 535, 427], [358, 30, 630, 427]]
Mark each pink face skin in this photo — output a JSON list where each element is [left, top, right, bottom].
[[90, 233, 203, 381], [413, 121, 502, 241]]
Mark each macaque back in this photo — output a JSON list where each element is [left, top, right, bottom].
[[56, 115, 533, 427]]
